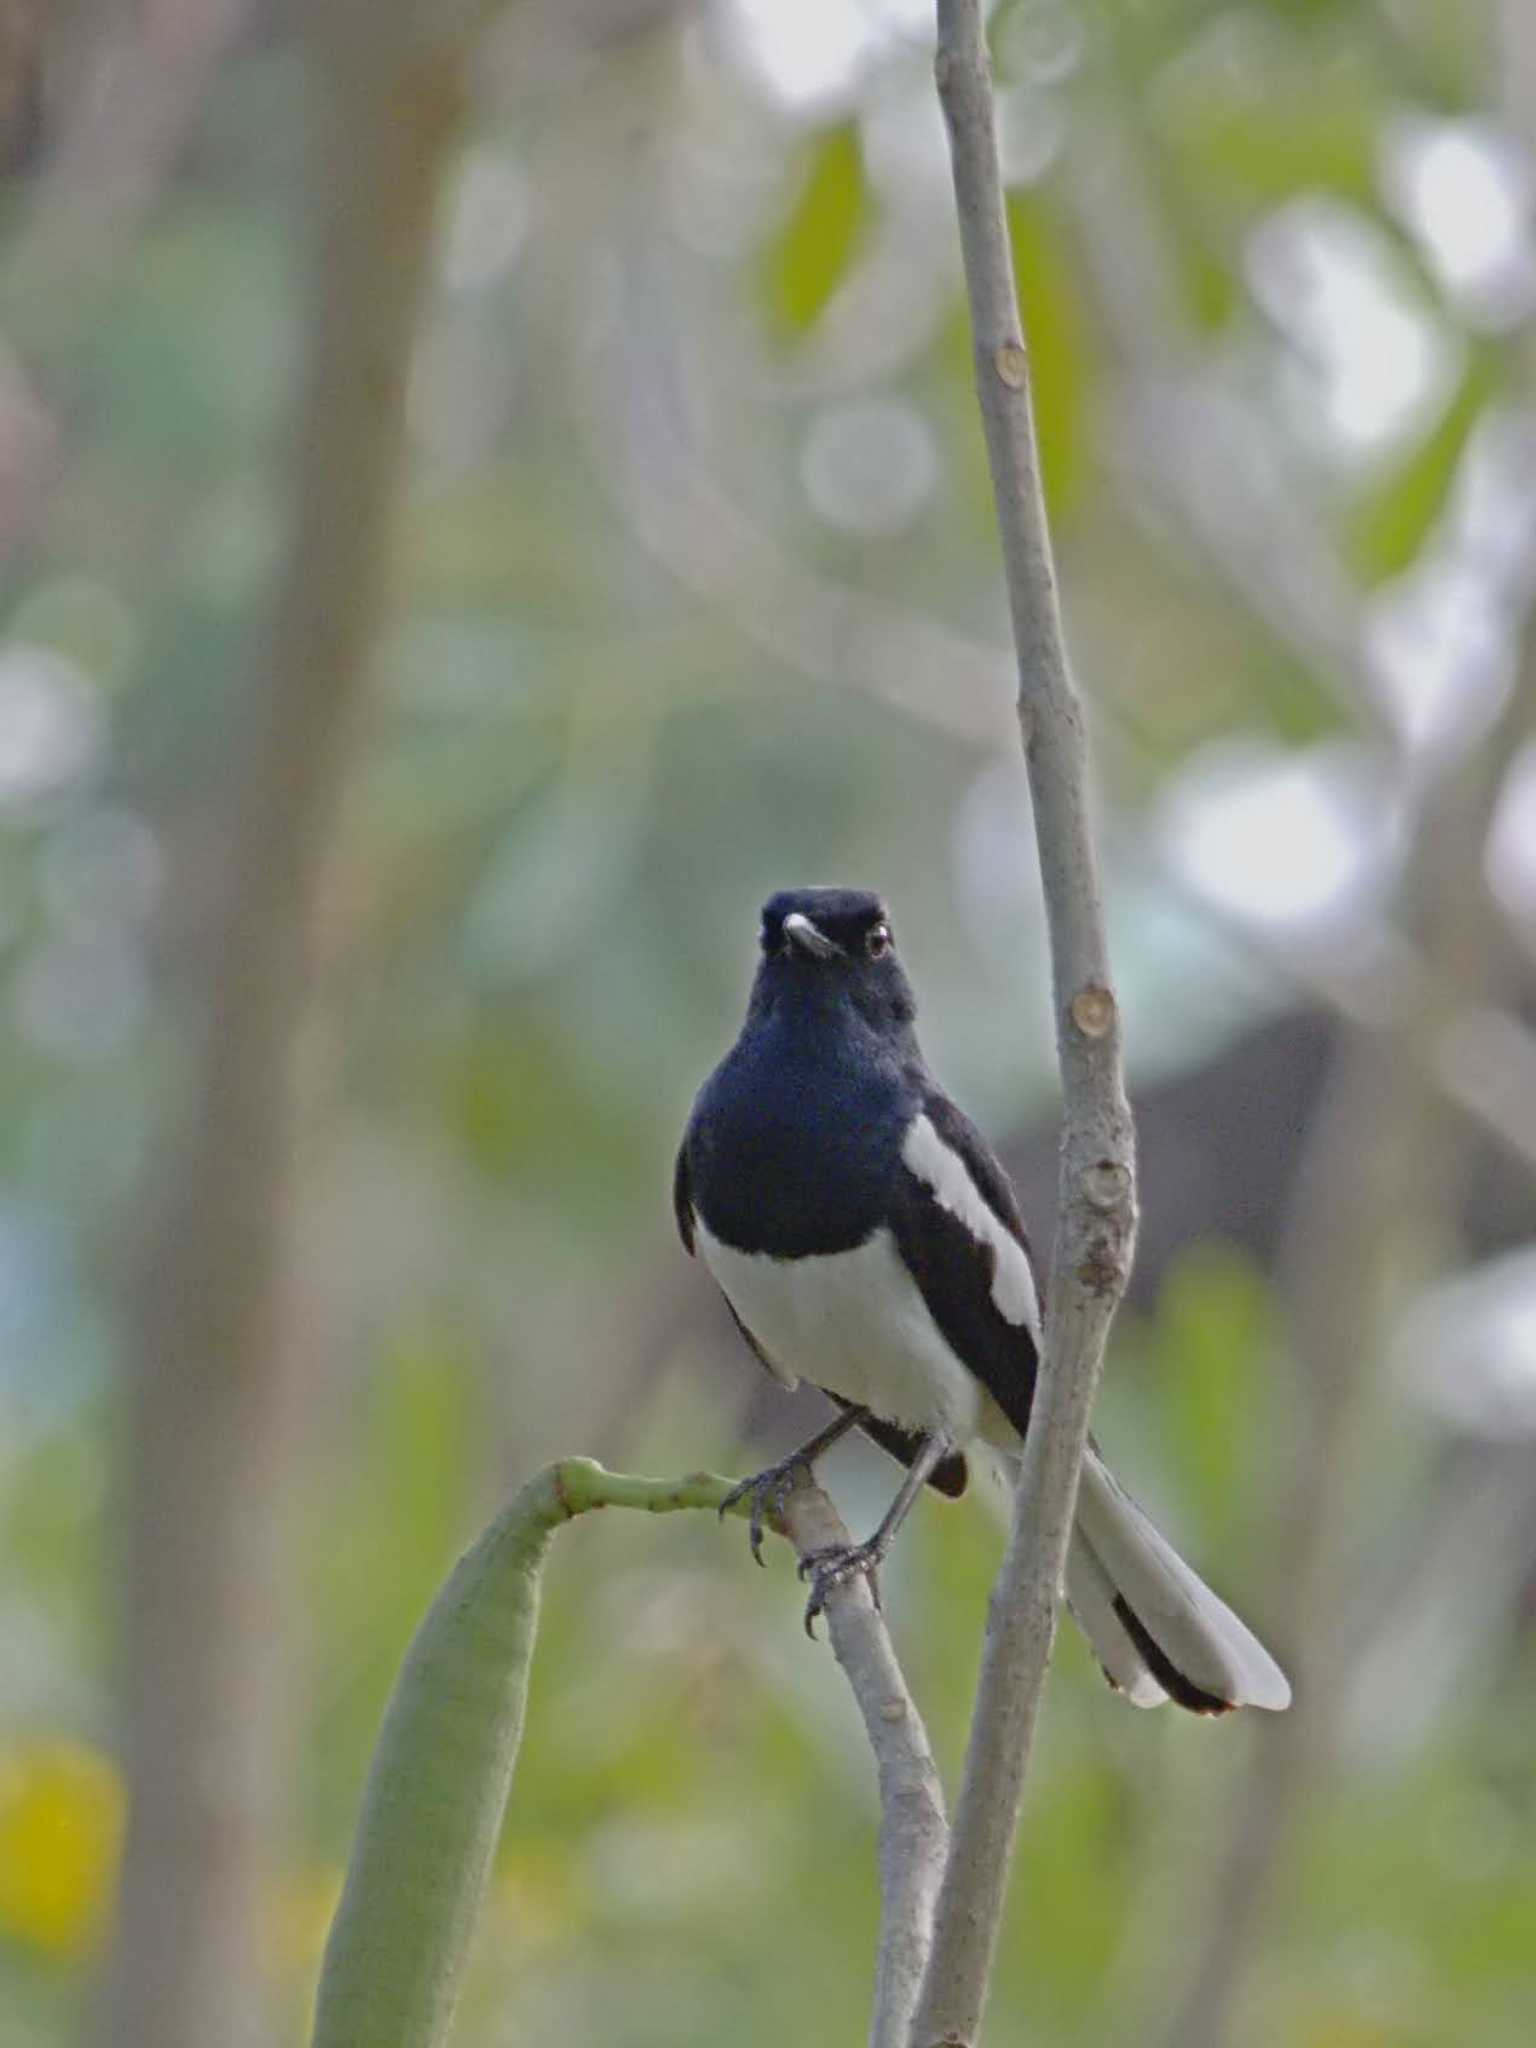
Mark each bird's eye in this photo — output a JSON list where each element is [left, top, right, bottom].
[[865, 923, 892, 959]]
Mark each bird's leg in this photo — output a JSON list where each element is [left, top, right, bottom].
[[718, 1403, 868, 1566], [798, 1431, 954, 1637]]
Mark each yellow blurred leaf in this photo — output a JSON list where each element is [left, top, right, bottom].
[[1346, 352, 1494, 585], [265, 1863, 343, 1979], [1154, 1243, 1277, 1563], [761, 125, 869, 338], [1005, 193, 1092, 521], [1160, 21, 1381, 220], [492, 1843, 590, 1958], [0, 1738, 124, 1959]]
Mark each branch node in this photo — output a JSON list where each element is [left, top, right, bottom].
[[1069, 984, 1116, 1037], [1082, 1158, 1131, 1213], [993, 341, 1027, 389], [552, 1456, 604, 1519]]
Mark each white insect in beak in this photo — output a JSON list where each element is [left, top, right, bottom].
[[782, 912, 840, 959]]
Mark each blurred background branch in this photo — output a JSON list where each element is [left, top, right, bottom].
[[0, 0, 257, 558], [1160, 611, 1536, 2048], [100, 16, 464, 2048]]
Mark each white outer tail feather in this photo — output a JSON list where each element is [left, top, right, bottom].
[[977, 1441, 1291, 1713], [1069, 1447, 1291, 1712], [1063, 1522, 1169, 1708]]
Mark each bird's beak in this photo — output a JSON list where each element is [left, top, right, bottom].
[[782, 912, 840, 959]]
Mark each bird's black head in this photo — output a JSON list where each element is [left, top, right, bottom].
[[752, 887, 917, 1039]]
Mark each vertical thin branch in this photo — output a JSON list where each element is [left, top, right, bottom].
[[911, 5, 1138, 2045], [779, 1483, 949, 2048], [100, 27, 463, 2048]]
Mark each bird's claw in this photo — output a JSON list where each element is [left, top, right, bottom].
[[796, 1541, 884, 1638], [718, 1456, 809, 1567]]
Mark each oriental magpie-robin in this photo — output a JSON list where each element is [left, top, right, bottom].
[[675, 887, 1290, 1713]]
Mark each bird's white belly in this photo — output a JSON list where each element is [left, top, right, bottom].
[[696, 1221, 984, 1443]]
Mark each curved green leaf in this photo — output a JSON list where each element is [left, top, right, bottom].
[[310, 1462, 747, 2048], [1346, 352, 1495, 585]]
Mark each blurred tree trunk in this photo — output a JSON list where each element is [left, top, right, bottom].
[[99, 25, 462, 2048], [1158, 663, 1536, 2048]]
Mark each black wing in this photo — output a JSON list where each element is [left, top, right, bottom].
[[673, 1141, 695, 1253], [822, 1392, 970, 1499], [676, 1123, 967, 1498], [887, 1085, 1041, 1442]]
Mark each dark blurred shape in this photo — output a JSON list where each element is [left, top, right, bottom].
[[0, 0, 44, 175], [1003, 1011, 1342, 1304], [1019, 1006, 1536, 1300]]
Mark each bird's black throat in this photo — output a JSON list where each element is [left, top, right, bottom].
[[684, 994, 920, 1259]]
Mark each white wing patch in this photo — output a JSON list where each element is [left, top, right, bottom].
[[900, 1113, 1041, 1334]]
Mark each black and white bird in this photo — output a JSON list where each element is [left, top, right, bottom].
[[675, 887, 1290, 1714]]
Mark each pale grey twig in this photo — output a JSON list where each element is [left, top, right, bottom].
[[908, 5, 1138, 2044], [779, 1482, 949, 2048]]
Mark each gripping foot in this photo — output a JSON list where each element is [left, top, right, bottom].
[[796, 1539, 886, 1638], [717, 1452, 813, 1568], [717, 1404, 867, 1568]]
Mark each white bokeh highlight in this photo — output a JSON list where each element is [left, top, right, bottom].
[[721, 0, 932, 111], [1383, 116, 1536, 331], [1156, 739, 1396, 934], [1246, 196, 1458, 460], [1397, 1246, 1536, 1437], [1364, 560, 1515, 758], [0, 647, 106, 810], [800, 394, 939, 535], [442, 148, 530, 294]]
